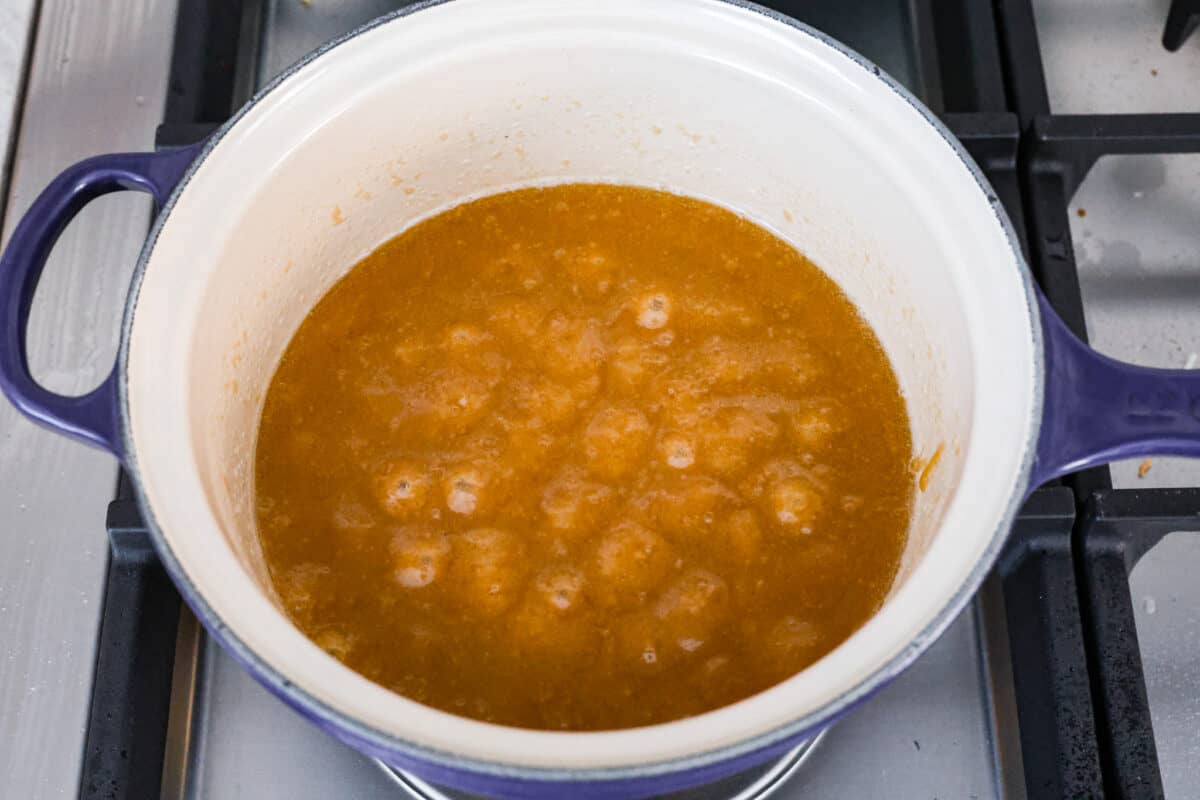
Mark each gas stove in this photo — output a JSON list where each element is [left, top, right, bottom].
[[1, 1, 1198, 798]]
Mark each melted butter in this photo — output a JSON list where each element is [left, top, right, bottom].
[[255, 184, 913, 731]]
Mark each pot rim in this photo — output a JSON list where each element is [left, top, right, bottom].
[[116, 0, 1044, 783]]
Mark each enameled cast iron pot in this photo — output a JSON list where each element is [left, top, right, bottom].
[[4, 2, 1200, 797]]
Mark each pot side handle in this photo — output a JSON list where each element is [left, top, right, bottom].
[[1035, 291, 1200, 486], [0, 145, 199, 461]]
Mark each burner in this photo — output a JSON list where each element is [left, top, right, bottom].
[[374, 734, 825, 800]]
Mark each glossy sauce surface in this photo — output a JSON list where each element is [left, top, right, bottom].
[[255, 184, 913, 730]]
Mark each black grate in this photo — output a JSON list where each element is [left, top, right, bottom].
[[76, 2, 253, 798], [1164, 0, 1200, 52], [992, 2, 1200, 797], [77, 2, 1196, 798], [78, 476, 181, 800]]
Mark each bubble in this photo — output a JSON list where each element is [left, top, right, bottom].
[[391, 530, 452, 588], [637, 292, 671, 329], [448, 479, 479, 515], [444, 466, 495, 516], [377, 461, 432, 518], [314, 630, 353, 659], [769, 477, 821, 530], [663, 434, 695, 469]]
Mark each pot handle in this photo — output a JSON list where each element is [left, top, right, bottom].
[[0, 145, 199, 461], [1035, 290, 1200, 485]]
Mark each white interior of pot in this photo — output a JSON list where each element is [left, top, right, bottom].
[[125, 0, 1038, 771]]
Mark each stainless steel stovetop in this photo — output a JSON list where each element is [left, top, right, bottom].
[[1, 2, 1198, 798]]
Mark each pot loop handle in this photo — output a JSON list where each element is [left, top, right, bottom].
[[0, 145, 199, 462], [1035, 290, 1200, 486]]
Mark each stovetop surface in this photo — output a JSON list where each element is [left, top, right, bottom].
[[2, 1, 1199, 799]]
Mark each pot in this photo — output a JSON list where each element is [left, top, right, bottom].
[[3, 1, 1197, 797]]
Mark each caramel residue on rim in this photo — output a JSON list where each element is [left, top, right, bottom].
[[917, 443, 945, 492], [1138, 458, 1153, 478]]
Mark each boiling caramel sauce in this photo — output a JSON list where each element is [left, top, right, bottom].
[[255, 184, 913, 730]]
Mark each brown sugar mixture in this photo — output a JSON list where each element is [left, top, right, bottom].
[[255, 184, 913, 731]]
